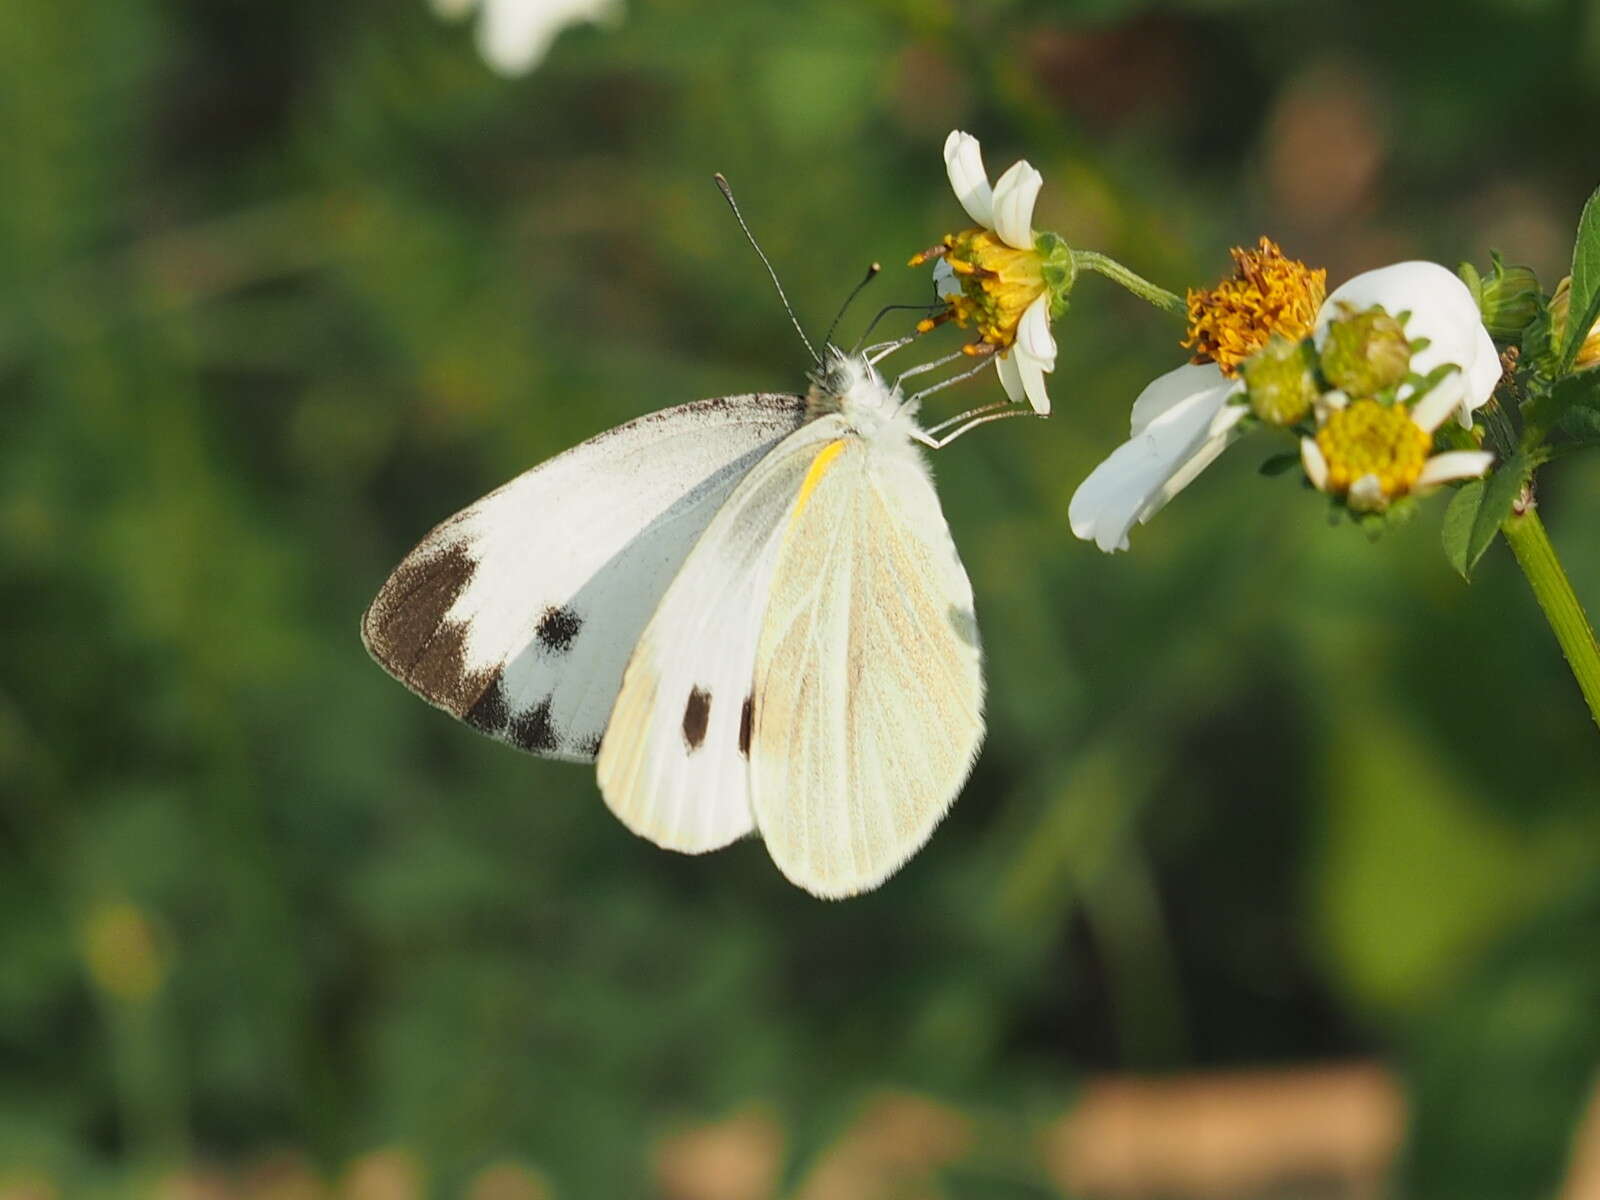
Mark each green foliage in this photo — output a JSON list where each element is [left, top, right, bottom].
[[1559, 186, 1600, 374], [1441, 451, 1530, 580], [2, 0, 1600, 1196]]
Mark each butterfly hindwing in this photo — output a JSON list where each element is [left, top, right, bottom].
[[362, 393, 808, 762], [596, 414, 851, 851], [749, 433, 985, 897]]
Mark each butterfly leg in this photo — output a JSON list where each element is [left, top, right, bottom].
[[865, 335, 919, 364], [915, 404, 1040, 450], [904, 349, 998, 403], [920, 398, 1016, 438], [893, 347, 971, 387]]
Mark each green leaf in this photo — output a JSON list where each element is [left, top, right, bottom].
[[1442, 479, 1485, 578], [1523, 368, 1600, 448], [1557, 185, 1600, 375], [1443, 451, 1532, 580], [1467, 451, 1531, 576], [1557, 402, 1600, 444], [1257, 452, 1300, 476]]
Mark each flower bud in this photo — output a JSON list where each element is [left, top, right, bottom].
[[1550, 275, 1600, 370], [1460, 256, 1540, 341], [1319, 303, 1412, 396], [1242, 333, 1319, 426]]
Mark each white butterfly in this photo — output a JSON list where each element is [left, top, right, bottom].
[[364, 342, 1012, 897]]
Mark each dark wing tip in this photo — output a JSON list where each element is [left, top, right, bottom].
[[361, 541, 493, 717]]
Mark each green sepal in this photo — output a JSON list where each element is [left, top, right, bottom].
[[1035, 230, 1076, 319], [1258, 451, 1302, 477], [1461, 251, 1542, 342], [1352, 494, 1418, 540]]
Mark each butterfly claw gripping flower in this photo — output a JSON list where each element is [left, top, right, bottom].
[[909, 131, 1073, 415]]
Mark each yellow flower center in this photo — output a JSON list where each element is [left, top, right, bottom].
[[1315, 399, 1432, 499], [911, 228, 1046, 350], [1183, 238, 1327, 376]]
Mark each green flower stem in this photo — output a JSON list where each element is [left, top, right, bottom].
[[1502, 507, 1600, 730], [1071, 249, 1186, 316]]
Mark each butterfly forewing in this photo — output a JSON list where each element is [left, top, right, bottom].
[[596, 414, 851, 851], [362, 394, 807, 762], [748, 435, 985, 897]]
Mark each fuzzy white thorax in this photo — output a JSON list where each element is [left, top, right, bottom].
[[807, 349, 923, 442]]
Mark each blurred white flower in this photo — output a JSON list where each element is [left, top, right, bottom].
[[1315, 261, 1499, 428], [433, 0, 622, 76], [914, 130, 1058, 414]]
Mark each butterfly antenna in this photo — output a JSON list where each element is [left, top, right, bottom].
[[821, 261, 880, 350], [713, 173, 819, 364]]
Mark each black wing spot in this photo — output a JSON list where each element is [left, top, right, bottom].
[[581, 733, 603, 759], [682, 687, 712, 752], [464, 672, 509, 733], [511, 697, 558, 754], [738, 695, 754, 757], [536, 606, 583, 653]]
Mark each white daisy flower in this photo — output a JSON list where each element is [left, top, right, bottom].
[[911, 131, 1059, 415], [432, 0, 621, 76], [1315, 260, 1500, 428], [1299, 374, 1494, 512]]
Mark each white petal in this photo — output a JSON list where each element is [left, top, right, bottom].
[[1069, 379, 1240, 552], [1314, 389, 1350, 423], [1416, 450, 1495, 488], [1347, 474, 1386, 512], [1300, 437, 1328, 491], [991, 160, 1043, 250], [1461, 324, 1502, 426], [995, 350, 1026, 404], [1015, 347, 1051, 415], [943, 130, 994, 230], [1317, 261, 1497, 425], [932, 256, 960, 300], [1138, 404, 1248, 523], [1409, 369, 1465, 434], [1016, 295, 1056, 367], [1129, 361, 1232, 436]]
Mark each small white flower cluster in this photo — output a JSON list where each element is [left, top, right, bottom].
[[1068, 262, 1498, 551]]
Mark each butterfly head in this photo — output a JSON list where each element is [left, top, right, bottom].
[[807, 347, 918, 434]]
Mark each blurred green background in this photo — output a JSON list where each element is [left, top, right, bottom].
[[5, 0, 1600, 1196]]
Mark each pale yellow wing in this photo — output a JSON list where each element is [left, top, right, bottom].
[[749, 435, 985, 897]]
